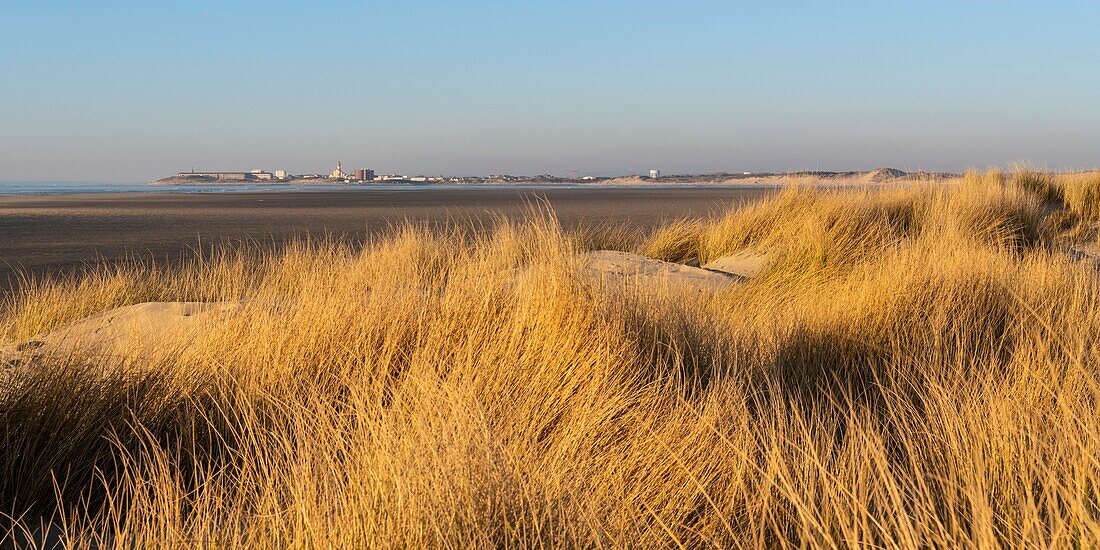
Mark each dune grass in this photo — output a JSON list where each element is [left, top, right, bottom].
[[3, 172, 1100, 547], [1060, 172, 1100, 222]]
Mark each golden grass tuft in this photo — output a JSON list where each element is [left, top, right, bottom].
[[3, 172, 1100, 547], [1059, 171, 1100, 221], [640, 218, 704, 264]]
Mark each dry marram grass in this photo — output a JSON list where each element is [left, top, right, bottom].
[[3, 172, 1100, 548]]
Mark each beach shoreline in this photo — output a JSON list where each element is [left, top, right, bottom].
[[0, 187, 774, 292]]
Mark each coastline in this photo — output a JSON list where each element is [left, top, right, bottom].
[[148, 168, 957, 190], [148, 177, 788, 188]]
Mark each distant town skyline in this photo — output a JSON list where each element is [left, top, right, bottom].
[[3, 1, 1100, 182]]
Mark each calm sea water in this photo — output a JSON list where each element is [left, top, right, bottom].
[[0, 181, 773, 196], [0, 181, 401, 196]]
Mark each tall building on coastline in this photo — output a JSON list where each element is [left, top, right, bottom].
[[331, 161, 346, 179]]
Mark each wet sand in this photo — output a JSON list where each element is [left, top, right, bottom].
[[0, 187, 774, 291]]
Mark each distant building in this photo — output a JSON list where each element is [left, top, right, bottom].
[[354, 168, 375, 181], [331, 161, 346, 179], [177, 170, 271, 181], [649, 169, 661, 179], [275, 170, 288, 179]]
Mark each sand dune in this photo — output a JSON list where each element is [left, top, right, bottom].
[[3, 250, 772, 368], [7, 172, 1100, 546], [579, 250, 742, 291], [1, 301, 240, 370], [703, 250, 769, 278]]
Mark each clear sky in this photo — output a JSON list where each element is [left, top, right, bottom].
[[2, 1, 1099, 181]]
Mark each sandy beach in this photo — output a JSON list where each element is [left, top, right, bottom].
[[0, 187, 773, 290]]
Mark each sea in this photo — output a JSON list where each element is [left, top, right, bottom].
[[0, 181, 772, 196], [0, 181, 379, 196]]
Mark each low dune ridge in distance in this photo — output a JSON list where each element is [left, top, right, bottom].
[[5, 169, 1100, 547], [597, 167, 956, 186], [861, 167, 909, 182]]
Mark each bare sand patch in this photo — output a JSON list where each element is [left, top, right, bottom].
[[702, 251, 769, 279], [579, 250, 742, 291], [2, 301, 240, 369]]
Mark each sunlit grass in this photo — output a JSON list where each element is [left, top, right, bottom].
[[3, 171, 1100, 547]]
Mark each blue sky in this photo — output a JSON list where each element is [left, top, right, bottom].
[[2, 1, 1099, 181]]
